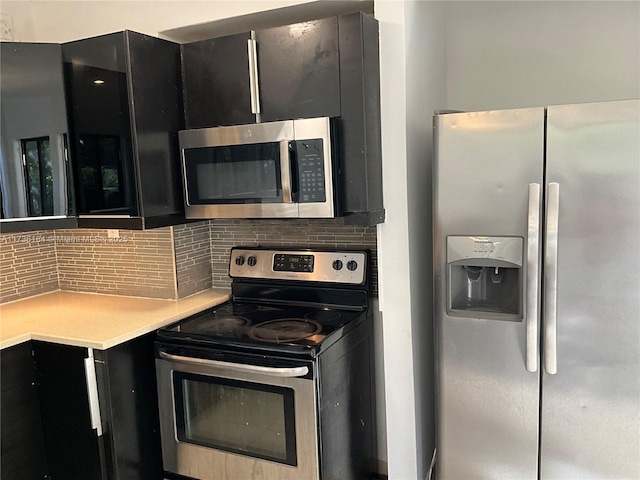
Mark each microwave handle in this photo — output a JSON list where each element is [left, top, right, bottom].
[[280, 140, 293, 203]]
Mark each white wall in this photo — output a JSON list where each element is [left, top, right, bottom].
[[405, 2, 445, 478], [375, 1, 416, 476], [1, 0, 322, 42], [445, 1, 640, 111], [375, 1, 445, 478]]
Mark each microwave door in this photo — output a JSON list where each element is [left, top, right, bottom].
[[181, 140, 298, 219]]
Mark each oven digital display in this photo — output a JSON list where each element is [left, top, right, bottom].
[[273, 254, 314, 273]]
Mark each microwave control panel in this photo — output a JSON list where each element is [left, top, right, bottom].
[[294, 139, 326, 203]]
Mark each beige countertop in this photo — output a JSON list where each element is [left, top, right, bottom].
[[0, 289, 230, 350]]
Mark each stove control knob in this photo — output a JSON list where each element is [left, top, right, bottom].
[[247, 256, 257, 267], [235, 255, 245, 266], [332, 260, 343, 271], [347, 260, 358, 271]]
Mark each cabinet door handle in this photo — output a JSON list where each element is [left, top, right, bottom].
[[84, 348, 103, 436], [247, 35, 261, 115]]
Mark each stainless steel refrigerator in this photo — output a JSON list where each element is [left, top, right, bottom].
[[433, 99, 639, 479]]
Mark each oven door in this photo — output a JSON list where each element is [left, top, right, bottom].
[[156, 348, 319, 480]]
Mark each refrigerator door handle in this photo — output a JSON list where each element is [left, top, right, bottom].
[[526, 183, 541, 372], [544, 182, 560, 375]]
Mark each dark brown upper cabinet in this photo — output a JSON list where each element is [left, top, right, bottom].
[[182, 17, 340, 129], [181, 32, 255, 128], [181, 12, 384, 225], [0, 43, 77, 233], [63, 31, 185, 229], [256, 17, 342, 123]]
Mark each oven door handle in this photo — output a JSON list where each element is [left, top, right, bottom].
[[159, 351, 309, 378]]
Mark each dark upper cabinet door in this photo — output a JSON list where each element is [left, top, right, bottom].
[[0, 43, 77, 231], [255, 17, 341, 122], [127, 32, 184, 221], [182, 32, 254, 129], [63, 31, 184, 229], [63, 32, 138, 218]]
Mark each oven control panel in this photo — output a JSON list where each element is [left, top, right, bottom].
[[229, 248, 367, 284]]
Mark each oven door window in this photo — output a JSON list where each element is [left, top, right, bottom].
[[183, 142, 283, 205], [173, 372, 297, 466]]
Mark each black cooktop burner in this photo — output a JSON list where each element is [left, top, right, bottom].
[[196, 316, 251, 335], [160, 301, 363, 349], [248, 318, 322, 343]]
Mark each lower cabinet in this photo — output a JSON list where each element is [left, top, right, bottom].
[[34, 341, 107, 479], [0, 342, 49, 480], [0, 334, 163, 480]]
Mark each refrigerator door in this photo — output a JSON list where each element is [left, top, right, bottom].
[[434, 108, 544, 479], [541, 100, 640, 479]]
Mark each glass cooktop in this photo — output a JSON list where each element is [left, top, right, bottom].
[[160, 301, 363, 348]]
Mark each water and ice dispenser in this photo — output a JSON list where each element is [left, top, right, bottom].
[[447, 236, 523, 321]]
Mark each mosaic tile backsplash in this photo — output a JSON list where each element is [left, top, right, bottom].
[[173, 222, 212, 299], [0, 218, 378, 303], [0, 228, 176, 302], [208, 219, 378, 294], [55, 228, 176, 299], [0, 231, 59, 303]]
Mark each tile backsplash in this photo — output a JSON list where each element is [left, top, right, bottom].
[[0, 228, 177, 303], [173, 222, 212, 299], [0, 231, 59, 303], [208, 219, 378, 293], [1, 218, 378, 303], [55, 228, 176, 299]]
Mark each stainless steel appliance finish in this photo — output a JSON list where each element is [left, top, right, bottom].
[[229, 249, 367, 284], [155, 247, 376, 480], [434, 99, 640, 479], [179, 117, 336, 219], [156, 350, 319, 480]]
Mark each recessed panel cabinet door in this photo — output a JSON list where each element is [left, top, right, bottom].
[[255, 17, 341, 122], [181, 32, 255, 129]]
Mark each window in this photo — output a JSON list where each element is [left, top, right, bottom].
[[21, 137, 53, 216]]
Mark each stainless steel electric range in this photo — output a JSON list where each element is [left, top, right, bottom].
[[155, 247, 377, 480]]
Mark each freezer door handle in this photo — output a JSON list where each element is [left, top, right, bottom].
[[526, 183, 541, 372], [544, 182, 560, 375]]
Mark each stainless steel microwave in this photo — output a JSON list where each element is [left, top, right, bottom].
[[178, 117, 337, 219]]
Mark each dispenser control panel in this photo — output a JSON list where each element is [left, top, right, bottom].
[[447, 236, 523, 267]]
